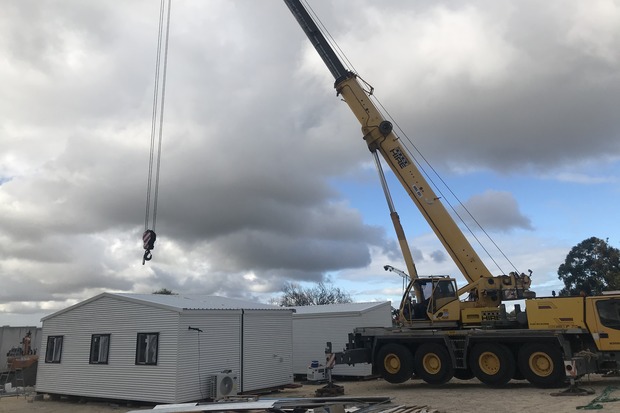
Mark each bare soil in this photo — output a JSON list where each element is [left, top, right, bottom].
[[1, 375, 620, 413]]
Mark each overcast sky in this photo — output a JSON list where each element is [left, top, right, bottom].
[[2, 0, 620, 326]]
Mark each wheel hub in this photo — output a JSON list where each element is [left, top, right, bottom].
[[384, 354, 401, 374], [479, 351, 501, 375], [422, 353, 441, 374], [529, 352, 553, 377]]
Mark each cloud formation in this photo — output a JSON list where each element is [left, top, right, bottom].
[[1, 0, 619, 324]]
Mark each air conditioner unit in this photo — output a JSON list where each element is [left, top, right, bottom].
[[207, 372, 238, 400]]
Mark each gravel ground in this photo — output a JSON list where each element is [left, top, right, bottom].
[[1, 375, 620, 413]]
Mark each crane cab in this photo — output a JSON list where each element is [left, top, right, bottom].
[[586, 296, 620, 352], [399, 276, 460, 324]]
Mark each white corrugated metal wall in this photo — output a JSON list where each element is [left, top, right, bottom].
[[241, 309, 293, 392], [175, 311, 242, 402], [36, 295, 181, 403], [292, 302, 392, 377], [36, 294, 295, 403]]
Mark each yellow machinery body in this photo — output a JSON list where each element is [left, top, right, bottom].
[[526, 297, 587, 330], [526, 295, 620, 352]]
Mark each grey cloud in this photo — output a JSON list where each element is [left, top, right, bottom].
[[1, 0, 619, 322], [430, 250, 447, 263], [341, 0, 620, 174], [460, 190, 533, 232]]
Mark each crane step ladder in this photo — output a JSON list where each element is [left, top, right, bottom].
[[449, 338, 467, 369]]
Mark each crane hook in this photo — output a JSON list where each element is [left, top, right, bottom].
[[142, 229, 157, 265]]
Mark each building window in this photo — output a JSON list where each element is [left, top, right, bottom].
[[89, 334, 111, 364], [45, 336, 63, 363], [135, 333, 159, 365]]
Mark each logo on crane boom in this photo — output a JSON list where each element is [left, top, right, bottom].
[[390, 148, 409, 168]]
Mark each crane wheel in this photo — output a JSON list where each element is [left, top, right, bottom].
[[518, 343, 565, 388], [469, 343, 515, 386], [413, 343, 454, 385], [377, 343, 414, 383]]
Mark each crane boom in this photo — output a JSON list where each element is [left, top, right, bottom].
[[284, 0, 490, 281], [283, 0, 532, 308], [283, 0, 348, 80]]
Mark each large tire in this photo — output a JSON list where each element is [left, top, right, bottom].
[[517, 343, 565, 388], [413, 343, 454, 385], [377, 343, 414, 384], [469, 343, 515, 386]]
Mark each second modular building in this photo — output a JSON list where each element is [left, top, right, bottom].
[[292, 301, 393, 377], [36, 293, 294, 404]]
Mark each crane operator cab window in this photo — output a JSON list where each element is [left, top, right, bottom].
[[420, 280, 434, 302], [408, 278, 456, 320], [421, 278, 458, 317], [597, 299, 620, 330]]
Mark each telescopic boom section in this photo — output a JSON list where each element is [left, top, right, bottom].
[[283, 0, 348, 81], [283, 0, 533, 304]]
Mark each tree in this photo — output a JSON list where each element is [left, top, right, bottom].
[[557, 237, 620, 296], [274, 281, 353, 306], [152, 288, 176, 295]]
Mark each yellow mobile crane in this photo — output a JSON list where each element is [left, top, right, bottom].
[[284, 1, 533, 325], [283, 0, 620, 388]]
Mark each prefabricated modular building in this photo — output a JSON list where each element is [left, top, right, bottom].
[[292, 301, 392, 377], [36, 293, 294, 404]]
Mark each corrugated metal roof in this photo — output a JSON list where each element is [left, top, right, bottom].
[[292, 301, 391, 315], [113, 293, 290, 311], [41, 293, 291, 321]]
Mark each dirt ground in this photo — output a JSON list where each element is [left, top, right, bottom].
[[1, 375, 620, 413]]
